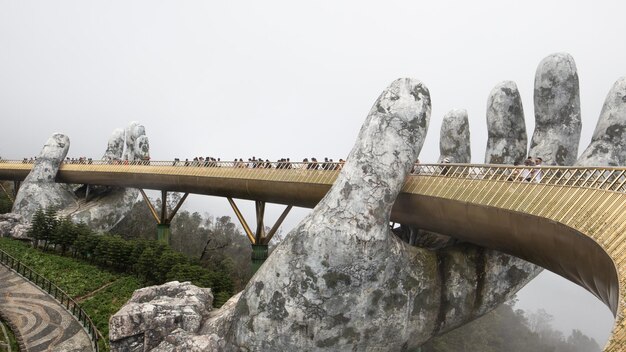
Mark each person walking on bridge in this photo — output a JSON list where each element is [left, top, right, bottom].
[[532, 157, 543, 182]]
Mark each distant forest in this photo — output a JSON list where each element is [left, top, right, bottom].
[[421, 300, 601, 352]]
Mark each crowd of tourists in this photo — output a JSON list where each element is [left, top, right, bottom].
[[12, 155, 544, 182], [171, 156, 346, 170], [509, 156, 543, 182]]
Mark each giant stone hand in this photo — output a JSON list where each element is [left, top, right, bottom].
[[10, 122, 149, 232], [107, 53, 626, 351]]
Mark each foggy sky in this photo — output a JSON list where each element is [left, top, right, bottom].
[[1, 0, 624, 344]]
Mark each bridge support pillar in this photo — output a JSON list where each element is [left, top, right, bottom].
[[12, 181, 20, 199], [251, 244, 269, 273], [0, 182, 14, 202], [157, 224, 171, 244], [139, 189, 189, 245], [227, 197, 292, 272]]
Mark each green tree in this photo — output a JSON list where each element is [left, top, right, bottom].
[[155, 249, 187, 283], [53, 217, 77, 255], [561, 329, 601, 352], [136, 246, 159, 284], [42, 207, 59, 250], [28, 207, 47, 248], [73, 222, 99, 260], [111, 199, 157, 240], [421, 299, 600, 352]]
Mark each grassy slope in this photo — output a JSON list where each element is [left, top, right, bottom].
[[0, 318, 20, 352], [0, 238, 143, 350]]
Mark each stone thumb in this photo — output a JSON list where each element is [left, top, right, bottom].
[[12, 133, 71, 216], [315, 78, 431, 238]]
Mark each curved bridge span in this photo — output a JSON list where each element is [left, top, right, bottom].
[[1, 160, 625, 351]]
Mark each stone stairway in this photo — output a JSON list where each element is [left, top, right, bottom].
[[0, 265, 93, 352]]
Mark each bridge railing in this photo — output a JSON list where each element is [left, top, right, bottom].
[[2, 159, 626, 193], [0, 249, 102, 352], [410, 164, 626, 193]]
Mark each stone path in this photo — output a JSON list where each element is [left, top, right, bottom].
[[0, 265, 93, 352]]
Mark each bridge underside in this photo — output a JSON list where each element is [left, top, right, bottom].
[[393, 193, 619, 314]]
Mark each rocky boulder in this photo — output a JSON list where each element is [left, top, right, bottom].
[[0, 213, 30, 239], [109, 281, 213, 352]]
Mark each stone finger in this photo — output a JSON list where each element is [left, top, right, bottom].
[[439, 109, 470, 163], [530, 52, 581, 165], [576, 76, 626, 166], [102, 128, 125, 161], [485, 81, 527, 164]]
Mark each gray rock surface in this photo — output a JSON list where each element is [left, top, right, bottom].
[[0, 213, 30, 239], [530, 53, 581, 165], [219, 79, 432, 351], [485, 81, 527, 164], [439, 109, 470, 163], [103, 128, 125, 161], [58, 123, 148, 231], [577, 77, 626, 166], [153, 329, 225, 352], [123, 122, 150, 161], [412, 94, 540, 333], [11, 134, 76, 220], [109, 281, 213, 352], [4, 122, 149, 236], [111, 78, 545, 351]]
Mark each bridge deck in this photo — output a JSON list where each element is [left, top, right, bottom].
[[0, 161, 624, 351]]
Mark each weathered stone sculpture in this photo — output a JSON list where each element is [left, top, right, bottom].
[[577, 77, 626, 166], [530, 52, 581, 165], [62, 123, 149, 231], [109, 281, 214, 351], [2, 122, 149, 234], [103, 128, 125, 161], [123, 122, 150, 162], [221, 78, 433, 351], [439, 109, 470, 163], [12, 134, 76, 218], [110, 79, 541, 351], [485, 81, 527, 164], [109, 52, 624, 351]]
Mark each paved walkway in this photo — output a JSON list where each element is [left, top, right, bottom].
[[0, 265, 93, 352]]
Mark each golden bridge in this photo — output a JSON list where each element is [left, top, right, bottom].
[[0, 160, 624, 351]]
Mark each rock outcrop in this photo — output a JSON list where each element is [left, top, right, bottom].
[[439, 109, 470, 163], [109, 281, 213, 352], [0, 213, 30, 239], [530, 52, 581, 165], [485, 81, 527, 164]]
